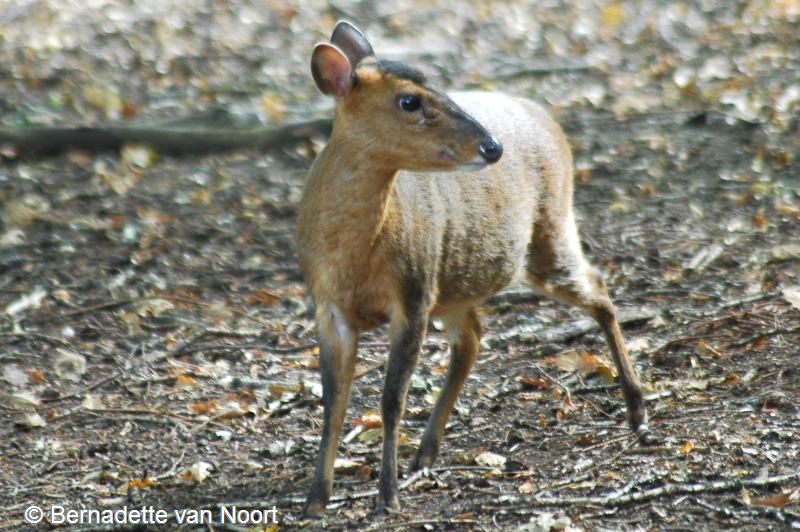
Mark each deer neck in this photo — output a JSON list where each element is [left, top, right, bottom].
[[301, 126, 399, 256]]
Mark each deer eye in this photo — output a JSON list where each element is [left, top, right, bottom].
[[398, 94, 421, 112]]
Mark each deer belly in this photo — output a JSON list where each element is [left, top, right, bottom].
[[436, 234, 527, 302]]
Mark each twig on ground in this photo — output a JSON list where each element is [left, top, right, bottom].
[[362, 517, 477, 531], [153, 449, 187, 481], [41, 371, 121, 403], [180, 341, 318, 355], [728, 325, 800, 348], [647, 333, 722, 355], [0, 331, 73, 348], [570, 383, 620, 395], [61, 299, 136, 317], [623, 446, 674, 455], [532, 437, 637, 497]]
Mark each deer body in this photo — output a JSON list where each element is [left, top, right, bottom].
[[297, 22, 649, 517], [298, 93, 566, 325]]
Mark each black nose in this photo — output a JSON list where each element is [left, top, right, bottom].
[[479, 137, 503, 163]]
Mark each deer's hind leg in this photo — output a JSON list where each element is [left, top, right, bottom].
[[526, 213, 649, 438]]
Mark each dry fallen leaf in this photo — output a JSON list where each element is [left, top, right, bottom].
[[357, 427, 383, 444], [595, 364, 616, 385], [246, 288, 281, 306], [268, 383, 302, 397], [53, 350, 87, 382], [178, 462, 213, 483], [518, 478, 535, 494], [679, 440, 695, 455], [188, 399, 218, 415], [741, 487, 752, 505], [599, 2, 627, 29], [121, 144, 158, 168], [750, 490, 799, 508], [776, 201, 800, 219], [352, 411, 383, 430], [2, 195, 51, 228], [81, 394, 105, 411], [0, 391, 40, 410], [2, 365, 29, 387], [475, 451, 507, 468], [334, 458, 363, 473], [27, 369, 45, 385], [555, 350, 580, 372], [524, 512, 572, 531], [781, 286, 800, 310], [215, 400, 248, 419], [0, 228, 25, 247], [721, 372, 740, 386], [175, 374, 198, 388], [556, 350, 616, 383], [189, 188, 212, 205], [626, 337, 651, 353], [83, 84, 123, 118], [16, 412, 47, 428], [127, 477, 156, 490], [520, 376, 550, 390]]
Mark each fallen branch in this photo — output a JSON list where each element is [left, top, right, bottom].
[[494, 471, 800, 508], [491, 63, 592, 80], [494, 306, 658, 345], [485, 287, 540, 305], [0, 117, 331, 157]]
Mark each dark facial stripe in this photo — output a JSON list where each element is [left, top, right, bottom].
[[377, 59, 427, 85], [443, 101, 490, 137]]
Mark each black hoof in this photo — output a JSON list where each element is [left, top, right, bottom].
[[376, 491, 400, 512], [303, 498, 327, 518], [408, 455, 433, 474], [635, 423, 659, 446]]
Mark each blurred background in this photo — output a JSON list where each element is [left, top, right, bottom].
[[2, 0, 798, 130], [2, 1, 799, 529]]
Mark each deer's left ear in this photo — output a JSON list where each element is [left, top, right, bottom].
[[330, 21, 374, 67], [311, 43, 353, 99]]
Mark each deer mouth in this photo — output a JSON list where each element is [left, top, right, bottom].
[[456, 160, 489, 171], [438, 148, 457, 162]]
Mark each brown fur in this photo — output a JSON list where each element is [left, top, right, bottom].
[[297, 21, 650, 517]]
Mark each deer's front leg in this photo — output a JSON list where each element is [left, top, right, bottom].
[[378, 298, 429, 510], [411, 306, 480, 471], [303, 303, 359, 517]]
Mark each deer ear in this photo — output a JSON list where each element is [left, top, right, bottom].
[[311, 43, 353, 98], [330, 21, 374, 66]]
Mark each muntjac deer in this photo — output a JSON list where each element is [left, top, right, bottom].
[[296, 21, 650, 517]]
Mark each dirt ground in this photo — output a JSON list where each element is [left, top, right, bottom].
[[1, 0, 799, 530]]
